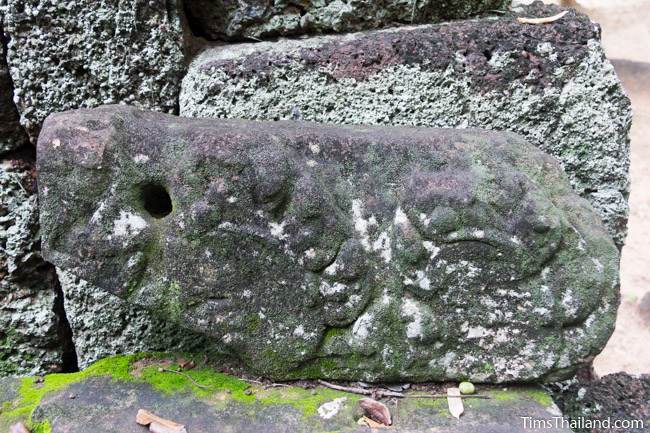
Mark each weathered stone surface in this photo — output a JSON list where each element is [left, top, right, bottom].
[[0, 21, 27, 155], [0, 0, 190, 371], [0, 158, 62, 375], [56, 269, 222, 369], [180, 3, 632, 247], [2, 355, 570, 433], [183, 0, 511, 41], [38, 105, 619, 382], [2, 0, 187, 142]]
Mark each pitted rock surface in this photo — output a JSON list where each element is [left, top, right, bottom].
[[556, 373, 650, 433], [2, 0, 186, 142], [181, 3, 632, 247], [38, 105, 619, 382], [183, 0, 511, 41], [0, 21, 27, 155], [55, 269, 222, 370], [0, 158, 62, 375]]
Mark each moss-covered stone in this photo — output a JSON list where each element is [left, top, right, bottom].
[[38, 105, 619, 383], [0, 354, 357, 431], [55, 269, 224, 370], [1, 354, 570, 433]]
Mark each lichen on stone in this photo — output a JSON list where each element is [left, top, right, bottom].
[[38, 105, 620, 382], [183, 0, 511, 41], [0, 160, 61, 375], [56, 269, 223, 370], [2, 0, 187, 141]]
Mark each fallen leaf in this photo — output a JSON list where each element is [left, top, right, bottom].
[[357, 415, 389, 428], [359, 397, 392, 426], [447, 387, 464, 419], [136, 409, 187, 433], [178, 358, 195, 370], [9, 422, 30, 433], [517, 10, 568, 24]]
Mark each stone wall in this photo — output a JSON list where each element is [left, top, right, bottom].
[[3, 0, 187, 142], [0, 158, 63, 375], [0, 1, 632, 375], [0, 16, 64, 375], [0, 19, 26, 154], [184, 0, 511, 40]]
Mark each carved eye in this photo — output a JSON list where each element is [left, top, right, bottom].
[[252, 172, 290, 211], [248, 147, 293, 214], [425, 206, 460, 235]]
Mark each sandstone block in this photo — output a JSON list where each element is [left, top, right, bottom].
[[38, 105, 619, 382]]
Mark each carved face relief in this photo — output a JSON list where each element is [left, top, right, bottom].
[[38, 106, 619, 382]]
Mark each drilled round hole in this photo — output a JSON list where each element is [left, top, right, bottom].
[[141, 183, 172, 218]]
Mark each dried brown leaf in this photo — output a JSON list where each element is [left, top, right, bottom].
[[136, 409, 187, 433], [517, 10, 568, 24], [447, 387, 464, 419], [357, 415, 389, 428], [359, 397, 392, 426], [178, 358, 195, 370]]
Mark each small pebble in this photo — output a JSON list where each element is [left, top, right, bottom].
[[244, 389, 253, 395]]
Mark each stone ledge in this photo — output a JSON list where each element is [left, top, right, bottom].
[[0, 354, 571, 433]]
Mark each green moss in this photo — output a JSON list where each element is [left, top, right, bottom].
[[0, 355, 136, 431], [259, 387, 359, 417], [163, 282, 183, 322], [287, 357, 339, 379], [247, 314, 261, 332], [521, 388, 554, 407], [1, 353, 558, 430], [0, 361, 18, 376], [0, 353, 364, 430], [481, 362, 494, 374], [489, 389, 518, 402], [31, 419, 52, 433], [138, 364, 255, 402], [323, 327, 347, 340], [489, 387, 553, 407], [134, 358, 359, 416]]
